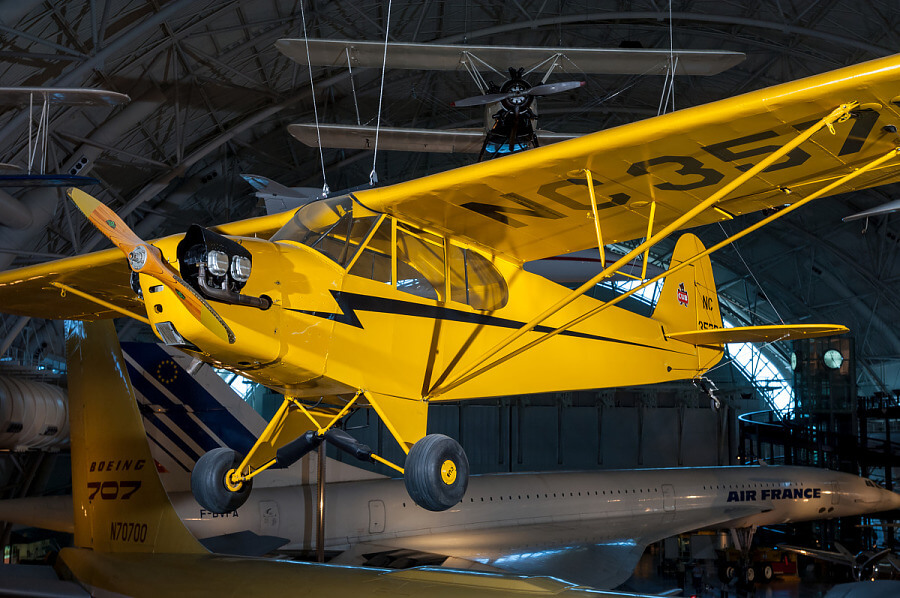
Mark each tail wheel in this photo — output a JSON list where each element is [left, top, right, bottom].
[[404, 434, 469, 511], [191, 447, 253, 513], [757, 563, 774, 583]]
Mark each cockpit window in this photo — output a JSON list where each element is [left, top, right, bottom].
[[272, 196, 381, 267], [448, 244, 508, 310], [348, 217, 392, 284], [396, 224, 445, 301], [277, 196, 508, 310]]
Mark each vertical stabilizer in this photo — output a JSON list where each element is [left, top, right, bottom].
[[652, 233, 723, 334], [66, 319, 206, 554]]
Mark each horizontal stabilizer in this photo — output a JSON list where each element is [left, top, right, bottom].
[[0, 496, 73, 534], [669, 324, 848, 345]]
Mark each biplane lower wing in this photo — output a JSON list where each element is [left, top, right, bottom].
[[353, 53, 900, 263], [668, 324, 850, 346], [288, 123, 577, 154]]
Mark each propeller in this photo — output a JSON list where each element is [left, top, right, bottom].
[[67, 188, 236, 344], [451, 80, 584, 107]]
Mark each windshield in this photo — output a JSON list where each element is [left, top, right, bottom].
[[272, 196, 381, 266], [273, 195, 508, 310]]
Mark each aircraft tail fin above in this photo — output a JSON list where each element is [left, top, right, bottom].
[[652, 233, 722, 334], [65, 319, 206, 555]]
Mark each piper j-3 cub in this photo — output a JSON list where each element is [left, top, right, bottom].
[[3, 51, 900, 514]]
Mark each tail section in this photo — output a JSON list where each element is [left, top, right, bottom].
[[65, 319, 206, 554], [652, 233, 723, 335], [122, 341, 386, 486]]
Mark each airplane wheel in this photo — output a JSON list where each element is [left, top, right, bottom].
[[718, 563, 736, 583], [191, 447, 253, 514], [756, 563, 774, 583], [743, 565, 756, 584], [404, 434, 469, 511]]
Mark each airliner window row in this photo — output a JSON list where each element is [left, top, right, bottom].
[[400, 487, 663, 507], [702, 482, 807, 489]]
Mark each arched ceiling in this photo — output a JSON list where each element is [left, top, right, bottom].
[[1, 0, 899, 396]]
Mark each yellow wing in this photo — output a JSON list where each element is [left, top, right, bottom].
[[0, 210, 296, 321], [354, 53, 900, 262]]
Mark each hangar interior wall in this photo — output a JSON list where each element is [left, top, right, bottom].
[[309, 392, 741, 475]]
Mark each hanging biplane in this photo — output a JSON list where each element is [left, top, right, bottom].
[[0, 87, 129, 187], [283, 38, 746, 156], [2, 51, 900, 514]]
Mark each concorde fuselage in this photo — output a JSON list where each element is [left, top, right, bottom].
[[173, 465, 900, 556]]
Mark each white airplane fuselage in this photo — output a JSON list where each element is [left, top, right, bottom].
[[173, 464, 900, 558]]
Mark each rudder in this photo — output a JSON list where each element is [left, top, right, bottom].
[[652, 233, 723, 335], [66, 319, 206, 554]]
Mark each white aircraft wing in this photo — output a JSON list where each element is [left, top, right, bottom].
[[340, 504, 769, 589], [778, 544, 855, 566], [288, 123, 577, 154], [276, 39, 745, 76]]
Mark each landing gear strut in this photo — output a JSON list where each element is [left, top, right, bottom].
[[190, 391, 471, 513]]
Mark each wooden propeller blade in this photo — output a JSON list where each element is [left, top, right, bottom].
[[68, 187, 143, 252], [66, 188, 235, 344]]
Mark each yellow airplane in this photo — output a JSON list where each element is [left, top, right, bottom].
[[39, 317, 662, 598], [2, 51, 900, 514]]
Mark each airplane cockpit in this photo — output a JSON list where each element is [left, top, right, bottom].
[[272, 195, 509, 311]]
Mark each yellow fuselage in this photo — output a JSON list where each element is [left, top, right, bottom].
[[142, 233, 718, 406]]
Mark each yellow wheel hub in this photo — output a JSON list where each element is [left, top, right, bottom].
[[224, 468, 243, 492], [440, 459, 457, 485]]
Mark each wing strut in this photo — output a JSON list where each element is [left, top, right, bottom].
[[50, 282, 150, 324], [584, 172, 606, 269], [427, 102, 877, 399]]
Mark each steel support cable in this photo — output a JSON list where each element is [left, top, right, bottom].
[[298, 0, 328, 196], [717, 222, 785, 324], [369, 0, 393, 186]]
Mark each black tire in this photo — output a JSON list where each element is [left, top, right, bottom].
[[404, 434, 469, 511], [757, 563, 774, 583], [191, 447, 253, 513], [719, 564, 737, 583]]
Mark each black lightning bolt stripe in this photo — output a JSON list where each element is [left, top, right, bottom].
[[284, 290, 687, 354]]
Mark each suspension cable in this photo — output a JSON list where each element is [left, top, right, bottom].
[[658, 0, 677, 115], [346, 47, 361, 126], [298, 0, 329, 196], [370, 0, 394, 186], [717, 221, 785, 324]]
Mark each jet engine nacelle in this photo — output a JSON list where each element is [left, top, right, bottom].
[[0, 376, 68, 451]]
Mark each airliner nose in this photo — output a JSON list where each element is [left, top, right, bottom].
[[881, 489, 900, 511]]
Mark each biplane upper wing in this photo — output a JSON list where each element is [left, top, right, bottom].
[[353, 53, 900, 263], [0, 210, 296, 320]]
